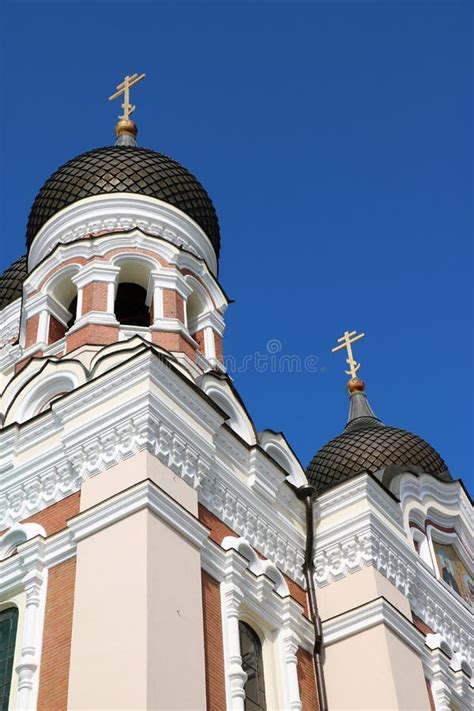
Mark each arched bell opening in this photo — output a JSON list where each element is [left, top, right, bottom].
[[113, 259, 153, 328], [114, 283, 150, 326], [67, 295, 77, 330], [48, 272, 78, 342], [186, 290, 204, 337]]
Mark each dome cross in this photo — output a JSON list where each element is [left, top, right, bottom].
[[332, 329, 365, 379], [109, 73, 146, 121]]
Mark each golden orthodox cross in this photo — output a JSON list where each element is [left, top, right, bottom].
[[332, 330, 365, 378], [109, 73, 146, 121]]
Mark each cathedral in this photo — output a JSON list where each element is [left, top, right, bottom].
[[0, 74, 472, 711]]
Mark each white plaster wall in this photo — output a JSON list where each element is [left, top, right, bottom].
[[80, 450, 197, 515], [386, 627, 432, 710], [69, 453, 206, 710], [68, 509, 149, 710], [324, 624, 430, 710], [147, 510, 207, 710], [318, 566, 412, 620]]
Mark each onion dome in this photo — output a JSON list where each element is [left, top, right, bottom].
[[26, 146, 220, 256], [0, 255, 27, 309], [307, 377, 451, 494]]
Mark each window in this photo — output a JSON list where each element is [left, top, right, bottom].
[[239, 621, 267, 711], [0, 607, 19, 711]]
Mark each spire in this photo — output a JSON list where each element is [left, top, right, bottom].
[[331, 329, 383, 432], [344, 377, 382, 432], [108, 72, 146, 147]]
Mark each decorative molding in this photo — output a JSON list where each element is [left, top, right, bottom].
[[1, 344, 306, 588], [27, 193, 218, 275], [0, 527, 48, 711], [323, 595, 473, 708], [314, 478, 473, 667], [199, 469, 305, 586], [323, 595, 423, 652], [68, 478, 209, 549], [213, 535, 311, 711], [0, 524, 46, 561], [0, 299, 21, 348], [71, 261, 120, 289]]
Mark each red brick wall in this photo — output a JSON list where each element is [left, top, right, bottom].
[[202, 571, 227, 710], [81, 281, 108, 314], [48, 315, 66, 344], [162, 289, 185, 321], [214, 333, 223, 362], [151, 331, 196, 360], [297, 648, 319, 710], [66, 324, 118, 353], [37, 557, 76, 711], [22, 493, 80, 536], [194, 329, 205, 354], [25, 314, 39, 348]]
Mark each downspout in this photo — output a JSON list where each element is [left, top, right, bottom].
[[297, 484, 328, 711]]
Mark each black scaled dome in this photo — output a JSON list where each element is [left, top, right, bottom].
[[26, 146, 220, 255], [307, 378, 451, 494], [0, 255, 27, 309]]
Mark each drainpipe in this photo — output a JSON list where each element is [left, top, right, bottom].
[[297, 484, 328, 711]]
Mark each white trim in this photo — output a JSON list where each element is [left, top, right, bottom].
[[71, 261, 120, 289], [1, 345, 305, 588], [322, 595, 473, 709], [28, 193, 218, 275], [67, 311, 119, 331], [0, 526, 48, 711], [0, 299, 21, 348], [215, 536, 311, 711], [322, 596, 423, 653], [314, 475, 473, 666]]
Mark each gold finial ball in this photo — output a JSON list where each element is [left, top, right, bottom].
[[347, 377, 365, 394], [115, 118, 138, 138]]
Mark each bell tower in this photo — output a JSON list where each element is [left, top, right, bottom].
[[19, 73, 226, 374]]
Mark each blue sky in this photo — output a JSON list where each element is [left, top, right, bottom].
[[1, 1, 472, 492]]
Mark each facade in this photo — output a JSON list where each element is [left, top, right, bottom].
[[0, 108, 472, 711]]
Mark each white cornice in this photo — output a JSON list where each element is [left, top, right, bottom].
[[323, 595, 423, 652], [0, 479, 208, 597], [71, 261, 120, 288], [27, 193, 218, 275], [0, 345, 307, 585]]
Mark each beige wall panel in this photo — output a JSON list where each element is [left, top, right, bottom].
[[68, 509, 148, 710], [386, 628, 431, 710], [80, 450, 197, 514], [319, 566, 411, 620], [324, 624, 430, 710], [147, 510, 207, 710]]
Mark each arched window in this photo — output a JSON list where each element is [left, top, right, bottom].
[[239, 621, 267, 711], [0, 607, 19, 711]]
